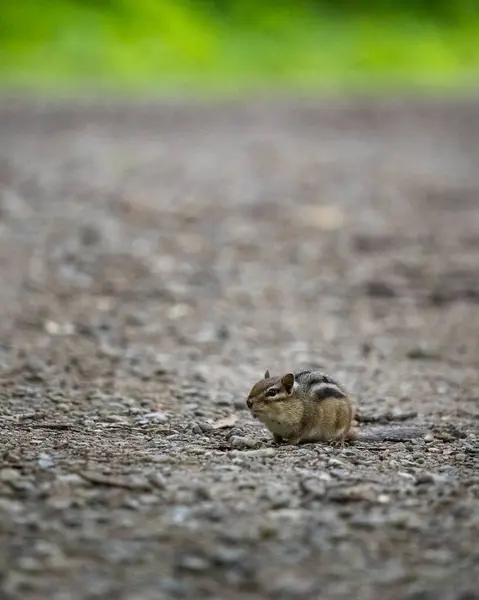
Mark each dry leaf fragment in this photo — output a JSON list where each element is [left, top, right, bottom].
[[212, 414, 238, 429], [299, 205, 344, 230]]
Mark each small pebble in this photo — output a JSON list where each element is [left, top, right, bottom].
[[37, 453, 54, 470], [230, 448, 276, 458], [150, 454, 171, 463], [398, 471, 415, 480], [227, 428, 245, 438], [230, 436, 257, 450], [9, 479, 35, 493], [46, 496, 73, 510], [415, 473, 435, 485], [17, 557, 42, 572], [211, 546, 245, 566], [104, 415, 128, 424], [327, 458, 346, 468], [149, 473, 167, 489], [0, 468, 21, 482], [176, 554, 209, 572], [195, 421, 213, 433], [161, 578, 189, 597], [56, 474, 85, 486], [328, 484, 376, 503], [138, 494, 158, 505], [300, 478, 326, 498], [330, 469, 349, 479], [406, 344, 439, 360], [143, 411, 169, 423], [123, 497, 141, 510]]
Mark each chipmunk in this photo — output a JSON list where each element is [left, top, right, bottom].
[[246, 369, 423, 445]]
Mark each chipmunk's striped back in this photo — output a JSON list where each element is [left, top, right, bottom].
[[294, 370, 348, 401]]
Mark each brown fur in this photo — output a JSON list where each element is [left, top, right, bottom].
[[246, 370, 423, 445], [246, 371, 354, 445]]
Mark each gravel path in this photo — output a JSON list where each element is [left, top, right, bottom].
[[0, 96, 479, 600]]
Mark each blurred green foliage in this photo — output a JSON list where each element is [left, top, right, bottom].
[[1, 0, 478, 94]]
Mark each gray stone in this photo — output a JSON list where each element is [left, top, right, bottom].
[[0, 468, 21, 482], [38, 453, 54, 469], [176, 554, 209, 572], [230, 436, 257, 449]]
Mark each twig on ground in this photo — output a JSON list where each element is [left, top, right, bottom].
[[77, 470, 151, 490]]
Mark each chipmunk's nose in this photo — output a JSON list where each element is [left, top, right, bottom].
[[246, 397, 253, 409]]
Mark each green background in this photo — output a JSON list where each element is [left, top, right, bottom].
[[1, 0, 478, 95]]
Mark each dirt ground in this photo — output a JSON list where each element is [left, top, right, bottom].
[[0, 96, 479, 600]]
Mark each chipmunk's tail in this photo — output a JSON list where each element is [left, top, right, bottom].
[[349, 425, 424, 443]]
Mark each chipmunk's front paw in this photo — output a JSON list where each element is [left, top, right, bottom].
[[284, 435, 301, 445]]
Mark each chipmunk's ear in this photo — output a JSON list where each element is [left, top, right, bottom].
[[264, 369, 270, 379], [281, 373, 295, 394]]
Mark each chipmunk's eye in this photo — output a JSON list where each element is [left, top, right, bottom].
[[265, 388, 277, 398]]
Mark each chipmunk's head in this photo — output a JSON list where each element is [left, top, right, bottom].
[[246, 370, 296, 418]]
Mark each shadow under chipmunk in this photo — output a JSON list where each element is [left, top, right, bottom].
[[246, 369, 425, 447]]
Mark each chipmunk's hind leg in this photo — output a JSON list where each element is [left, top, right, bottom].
[[329, 434, 350, 448], [331, 402, 353, 448]]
